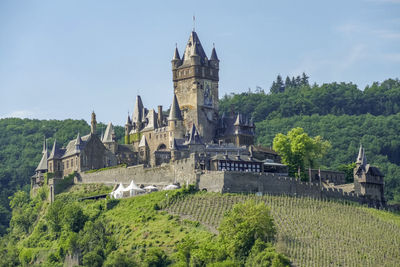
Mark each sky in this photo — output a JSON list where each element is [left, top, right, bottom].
[[0, 0, 399, 126]]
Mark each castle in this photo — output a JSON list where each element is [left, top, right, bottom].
[[32, 29, 386, 207]]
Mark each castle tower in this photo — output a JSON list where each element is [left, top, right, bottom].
[[168, 94, 185, 147], [353, 144, 385, 205], [91, 111, 97, 135], [125, 113, 132, 144], [172, 31, 219, 143]]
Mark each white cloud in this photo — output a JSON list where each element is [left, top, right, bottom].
[[1, 110, 36, 119]]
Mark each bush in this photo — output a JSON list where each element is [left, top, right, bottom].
[[218, 200, 276, 261]]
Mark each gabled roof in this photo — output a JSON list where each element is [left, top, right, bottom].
[[181, 31, 208, 64], [168, 94, 183, 121], [102, 122, 115, 143], [185, 124, 203, 145], [143, 109, 157, 131], [63, 134, 91, 158]]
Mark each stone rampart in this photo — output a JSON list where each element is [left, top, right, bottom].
[[197, 171, 371, 205], [76, 154, 198, 187]]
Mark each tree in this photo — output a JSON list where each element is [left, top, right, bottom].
[[273, 127, 331, 179], [218, 200, 276, 262], [270, 75, 284, 94]]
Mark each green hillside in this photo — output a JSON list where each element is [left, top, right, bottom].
[[0, 118, 125, 235], [1, 186, 399, 266], [166, 192, 400, 267], [0, 186, 288, 266]]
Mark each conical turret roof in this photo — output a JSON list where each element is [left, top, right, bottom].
[[210, 46, 219, 61], [48, 140, 62, 160], [182, 31, 207, 64], [35, 138, 48, 171], [172, 47, 181, 61], [168, 94, 183, 121], [132, 95, 144, 123], [138, 135, 148, 147]]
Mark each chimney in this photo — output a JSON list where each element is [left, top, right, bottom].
[[157, 105, 163, 126]]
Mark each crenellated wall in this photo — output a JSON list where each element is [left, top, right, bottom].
[[198, 171, 381, 206], [76, 154, 199, 187]]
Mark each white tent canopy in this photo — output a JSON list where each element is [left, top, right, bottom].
[[111, 183, 125, 199], [123, 180, 144, 197]]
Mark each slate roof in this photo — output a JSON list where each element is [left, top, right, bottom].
[[210, 154, 262, 163], [132, 95, 144, 123], [172, 47, 181, 61], [62, 134, 91, 158], [48, 140, 65, 160], [103, 122, 115, 143], [138, 135, 148, 147], [181, 31, 208, 65], [168, 94, 183, 121], [210, 47, 219, 61], [185, 124, 203, 145]]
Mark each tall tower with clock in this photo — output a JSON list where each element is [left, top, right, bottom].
[[171, 30, 220, 143]]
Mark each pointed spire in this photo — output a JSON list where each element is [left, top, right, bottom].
[[186, 124, 203, 145], [210, 45, 219, 61], [126, 111, 132, 125], [76, 132, 81, 146], [172, 45, 181, 61], [182, 31, 207, 63], [49, 140, 57, 159], [103, 122, 115, 143], [138, 135, 148, 147], [36, 137, 48, 171], [132, 95, 144, 123], [234, 113, 243, 126], [168, 94, 183, 121]]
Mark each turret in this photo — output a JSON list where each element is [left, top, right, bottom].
[[168, 94, 184, 140], [209, 45, 219, 69], [125, 113, 132, 143], [172, 46, 182, 69]]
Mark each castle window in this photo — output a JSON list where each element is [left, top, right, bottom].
[[58, 162, 60, 171], [149, 133, 151, 139], [66, 161, 69, 168], [71, 159, 73, 167]]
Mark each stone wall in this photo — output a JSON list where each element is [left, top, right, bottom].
[[76, 154, 198, 187], [197, 171, 372, 205]]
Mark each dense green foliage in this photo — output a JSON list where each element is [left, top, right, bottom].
[[272, 127, 331, 179], [219, 78, 400, 203], [0, 118, 124, 235], [166, 192, 400, 267], [256, 114, 400, 203], [220, 78, 400, 121], [0, 187, 288, 266]]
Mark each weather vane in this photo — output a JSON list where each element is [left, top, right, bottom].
[[193, 15, 195, 31]]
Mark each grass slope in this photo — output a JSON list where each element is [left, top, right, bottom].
[[165, 192, 400, 267]]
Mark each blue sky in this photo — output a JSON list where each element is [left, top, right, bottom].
[[1, 0, 399, 126]]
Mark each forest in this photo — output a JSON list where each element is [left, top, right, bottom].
[[0, 77, 399, 237]]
